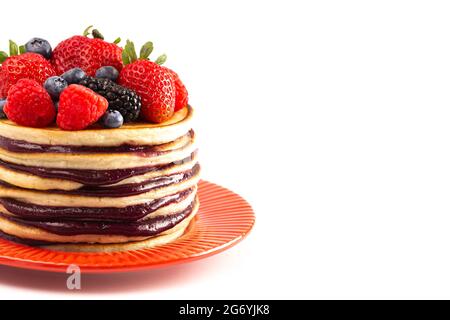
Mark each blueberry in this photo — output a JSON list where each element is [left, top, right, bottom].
[[61, 68, 87, 84], [44, 76, 68, 101], [96, 66, 119, 81], [25, 38, 52, 59], [101, 110, 123, 128], [0, 99, 6, 119]]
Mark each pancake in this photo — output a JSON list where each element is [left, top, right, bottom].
[[0, 106, 194, 147], [0, 168, 200, 207], [45, 214, 196, 253], [0, 105, 201, 252], [0, 131, 196, 169], [0, 215, 193, 253], [0, 186, 197, 221], [0, 152, 198, 191], [0, 197, 199, 248]]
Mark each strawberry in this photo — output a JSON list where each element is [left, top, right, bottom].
[[4, 79, 55, 128], [51, 36, 89, 75], [51, 27, 123, 76], [57, 84, 108, 130], [163, 67, 188, 112], [119, 59, 175, 123], [0, 52, 56, 98], [79, 38, 123, 76], [118, 41, 176, 123]]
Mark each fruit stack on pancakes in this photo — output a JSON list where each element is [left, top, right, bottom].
[[0, 27, 199, 252]]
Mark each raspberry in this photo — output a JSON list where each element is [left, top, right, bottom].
[[4, 79, 55, 128], [57, 84, 108, 130]]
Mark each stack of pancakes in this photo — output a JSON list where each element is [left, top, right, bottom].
[[0, 106, 200, 252]]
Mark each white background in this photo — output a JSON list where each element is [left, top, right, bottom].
[[1, 0, 450, 299]]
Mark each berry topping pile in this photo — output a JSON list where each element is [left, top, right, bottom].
[[0, 27, 190, 130]]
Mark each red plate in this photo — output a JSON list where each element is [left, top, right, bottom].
[[0, 180, 255, 273]]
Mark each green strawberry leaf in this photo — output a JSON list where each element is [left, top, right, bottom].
[[113, 37, 121, 45], [122, 50, 131, 65], [139, 41, 154, 60], [92, 29, 104, 40], [125, 40, 138, 63], [19, 45, 26, 54], [9, 40, 18, 56], [155, 54, 167, 65], [83, 25, 94, 36], [0, 51, 8, 64]]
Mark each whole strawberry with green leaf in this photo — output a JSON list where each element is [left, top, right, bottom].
[[0, 41, 56, 98], [51, 26, 123, 76], [118, 41, 188, 123]]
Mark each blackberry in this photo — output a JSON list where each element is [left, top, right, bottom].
[[79, 76, 141, 122]]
